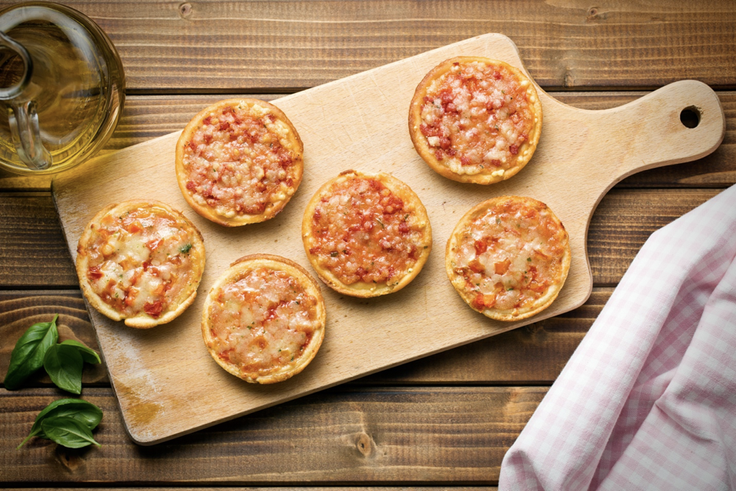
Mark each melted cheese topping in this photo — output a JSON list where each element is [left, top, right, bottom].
[[206, 267, 321, 378], [419, 60, 536, 176], [450, 198, 568, 313], [181, 101, 300, 220], [307, 176, 430, 287], [81, 205, 201, 319]]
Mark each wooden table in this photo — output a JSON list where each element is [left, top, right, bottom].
[[1, 1, 734, 487]]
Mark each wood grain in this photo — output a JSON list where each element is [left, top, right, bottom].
[[0, 0, 733, 91], [0, 194, 76, 287], [47, 33, 724, 444], [0, 0, 732, 486], [1, 386, 541, 484]]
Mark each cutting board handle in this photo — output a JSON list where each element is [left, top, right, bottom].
[[577, 80, 724, 188], [539, 79, 726, 215]]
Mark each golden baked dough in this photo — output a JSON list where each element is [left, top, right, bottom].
[[76, 200, 206, 328], [302, 170, 432, 298], [175, 98, 304, 226], [446, 196, 570, 321], [409, 56, 543, 185], [201, 254, 326, 384]]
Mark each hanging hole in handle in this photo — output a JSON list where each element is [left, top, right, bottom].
[[680, 106, 701, 129]]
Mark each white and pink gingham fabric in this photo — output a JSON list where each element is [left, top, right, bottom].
[[499, 184, 736, 491]]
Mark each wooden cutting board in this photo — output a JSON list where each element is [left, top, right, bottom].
[[53, 33, 725, 445]]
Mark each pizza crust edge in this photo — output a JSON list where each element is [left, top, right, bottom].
[[301, 169, 433, 298], [408, 56, 543, 185], [201, 254, 326, 384], [175, 98, 304, 227], [445, 195, 571, 321], [76, 200, 206, 329]]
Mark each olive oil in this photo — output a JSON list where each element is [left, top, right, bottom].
[[0, 3, 124, 174]]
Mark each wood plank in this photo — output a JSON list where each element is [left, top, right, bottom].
[[0, 288, 608, 387], [0, 1, 732, 91], [0, 189, 721, 288], [2, 91, 732, 191], [1, 386, 543, 484], [0, 194, 77, 287]]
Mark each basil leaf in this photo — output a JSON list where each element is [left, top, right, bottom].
[[17, 399, 103, 449], [43, 344, 83, 394], [58, 340, 101, 365], [4, 314, 59, 390], [34, 398, 103, 431], [40, 415, 100, 449]]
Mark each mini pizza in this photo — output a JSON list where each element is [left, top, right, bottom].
[[76, 200, 206, 328], [302, 170, 432, 297], [201, 254, 326, 384], [446, 196, 570, 321], [175, 98, 304, 226], [409, 56, 543, 185]]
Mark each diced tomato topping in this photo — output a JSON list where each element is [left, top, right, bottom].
[[473, 293, 496, 310], [126, 221, 143, 233], [468, 259, 485, 274], [474, 239, 488, 255], [494, 259, 511, 275], [527, 281, 549, 293], [124, 291, 137, 306], [408, 245, 418, 260], [146, 238, 162, 251], [144, 300, 164, 318], [308, 175, 425, 286], [218, 348, 234, 363]]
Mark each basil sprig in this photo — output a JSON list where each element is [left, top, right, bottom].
[[4, 314, 59, 390], [17, 398, 103, 449], [43, 340, 102, 395], [5, 315, 101, 394], [8, 315, 105, 450]]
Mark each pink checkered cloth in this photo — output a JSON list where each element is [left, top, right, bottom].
[[499, 184, 736, 491]]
